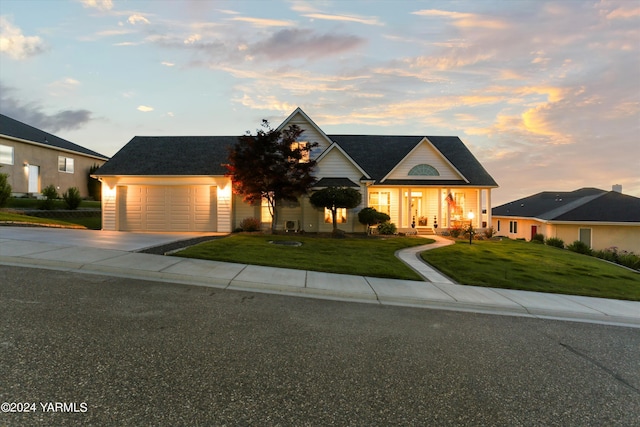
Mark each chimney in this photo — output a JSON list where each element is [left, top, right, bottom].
[[612, 184, 622, 193]]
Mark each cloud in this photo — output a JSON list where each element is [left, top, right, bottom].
[[79, 0, 113, 11], [48, 78, 81, 97], [229, 16, 295, 28], [248, 28, 365, 61], [302, 13, 383, 26], [128, 14, 150, 25], [137, 105, 154, 112], [0, 83, 92, 132], [0, 16, 47, 59], [161, 61, 175, 67], [412, 9, 508, 29]]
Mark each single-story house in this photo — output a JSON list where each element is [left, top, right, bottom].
[[0, 114, 109, 198], [94, 108, 498, 233], [492, 187, 640, 253]]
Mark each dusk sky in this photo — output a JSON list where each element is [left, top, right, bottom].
[[1, 0, 638, 205]]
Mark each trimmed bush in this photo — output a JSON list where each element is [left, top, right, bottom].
[[63, 187, 82, 210], [358, 207, 390, 234], [378, 221, 397, 235], [594, 247, 640, 271], [239, 217, 261, 232], [40, 185, 59, 210], [449, 226, 462, 238], [545, 237, 565, 248], [483, 226, 496, 238], [567, 240, 592, 255], [531, 233, 545, 244], [0, 168, 11, 208]]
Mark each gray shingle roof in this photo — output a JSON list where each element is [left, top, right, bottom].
[[95, 136, 235, 175], [0, 113, 109, 160], [96, 133, 498, 188], [314, 177, 359, 188], [492, 188, 640, 222], [329, 135, 498, 186]]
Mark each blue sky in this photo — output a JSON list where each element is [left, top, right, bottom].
[[1, 0, 638, 205]]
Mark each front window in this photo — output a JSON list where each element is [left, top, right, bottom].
[[0, 144, 13, 165], [369, 191, 390, 215], [325, 208, 347, 223], [509, 221, 518, 234], [58, 156, 74, 173]]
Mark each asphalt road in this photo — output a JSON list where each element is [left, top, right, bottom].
[[1, 266, 639, 426]]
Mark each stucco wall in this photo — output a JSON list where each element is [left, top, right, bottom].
[[1, 136, 106, 197]]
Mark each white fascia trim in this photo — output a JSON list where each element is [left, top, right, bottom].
[[381, 137, 469, 183], [492, 215, 640, 227], [276, 107, 334, 146], [1, 133, 109, 161]]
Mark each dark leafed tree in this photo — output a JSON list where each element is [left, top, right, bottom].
[[309, 186, 362, 234], [225, 120, 318, 232]]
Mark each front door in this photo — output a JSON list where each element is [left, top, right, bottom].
[[28, 165, 39, 193], [410, 196, 422, 227], [531, 225, 538, 240]]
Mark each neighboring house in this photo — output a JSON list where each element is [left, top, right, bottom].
[[0, 114, 109, 198], [492, 187, 640, 253], [94, 108, 498, 233]]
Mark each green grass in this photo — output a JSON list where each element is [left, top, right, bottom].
[[6, 198, 101, 209], [421, 239, 640, 301], [0, 212, 87, 228], [175, 234, 432, 281]]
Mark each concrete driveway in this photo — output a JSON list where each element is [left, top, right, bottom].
[[0, 226, 225, 252]]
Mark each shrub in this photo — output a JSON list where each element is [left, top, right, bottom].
[[88, 163, 102, 201], [483, 226, 496, 238], [531, 233, 544, 244], [358, 207, 390, 233], [449, 226, 462, 238], [545, 237, 565, 248], [239, 217, 261, 232], [40, 185, 59, 210], [0, 167, 11, 208], [594, 247, 640, 271], [377, 221, 397, 235], [567, 240, 592, 255], [63, 187, 82, 210]]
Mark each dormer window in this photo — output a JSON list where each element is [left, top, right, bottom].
[[291, 141, 309, 163], [408, 164, 439, 176]]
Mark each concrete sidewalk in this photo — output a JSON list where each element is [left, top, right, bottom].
[[1, 228, 639, 328]]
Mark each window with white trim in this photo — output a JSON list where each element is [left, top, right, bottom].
[[0, 144, 14, 165], [369, 191, 391, 215], [408, 164, 439, 176], [291, 141, 309, 163], [58, 156, 74, 173], [509, 220, 518, 234], [325, 208, 347, 223]]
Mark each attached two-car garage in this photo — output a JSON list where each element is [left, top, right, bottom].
[[118, 185, 217, 232]]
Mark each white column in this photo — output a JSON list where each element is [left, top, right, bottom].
[[476, 189, 481, 228], [486, 189, 492, 229]]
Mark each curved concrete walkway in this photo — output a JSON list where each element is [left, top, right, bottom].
[[1, 227, 639, 328]]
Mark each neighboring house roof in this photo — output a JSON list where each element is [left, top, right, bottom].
[[95, 136, 235, 175], [492, 188, 640, 223], [329, 135, 497, 187], [0, 113, 109, 160]]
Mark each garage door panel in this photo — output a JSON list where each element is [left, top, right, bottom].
[[120, 185, 217, 232]]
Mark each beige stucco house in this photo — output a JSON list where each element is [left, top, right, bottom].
[[94, 108, 498, 233], [492, 187, 640, 253], [0, 114, 109, 198]]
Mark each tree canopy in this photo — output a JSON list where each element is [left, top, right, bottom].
[[225, 120, 317, 231], [309, 186, 362, 233], [358, 207, 390, 234]]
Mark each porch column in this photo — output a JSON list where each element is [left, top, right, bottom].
[[437, 188, 442, 231], [486, 189, 492, 229], [397, 188, 402, 228], [476, 189, 481, 228]]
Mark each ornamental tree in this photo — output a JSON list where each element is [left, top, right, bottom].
[[309, 186, 362, 233], [358, 207, 390, 234], [225, 120, 318, 232]]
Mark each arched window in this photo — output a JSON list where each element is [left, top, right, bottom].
[[408, 164, 440, 176]]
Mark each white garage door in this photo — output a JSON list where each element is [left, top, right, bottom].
[[118, 185, 217, 232]]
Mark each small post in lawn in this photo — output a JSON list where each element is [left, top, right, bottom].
[[467, 211, 474, 245]]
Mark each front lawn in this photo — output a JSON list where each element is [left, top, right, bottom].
[[175, 234, 431, 281], [0, 212, 87, 228], [421, 239, 640, 301]]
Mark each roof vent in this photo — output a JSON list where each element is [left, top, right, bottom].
[[612, 184, 622, 193]]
